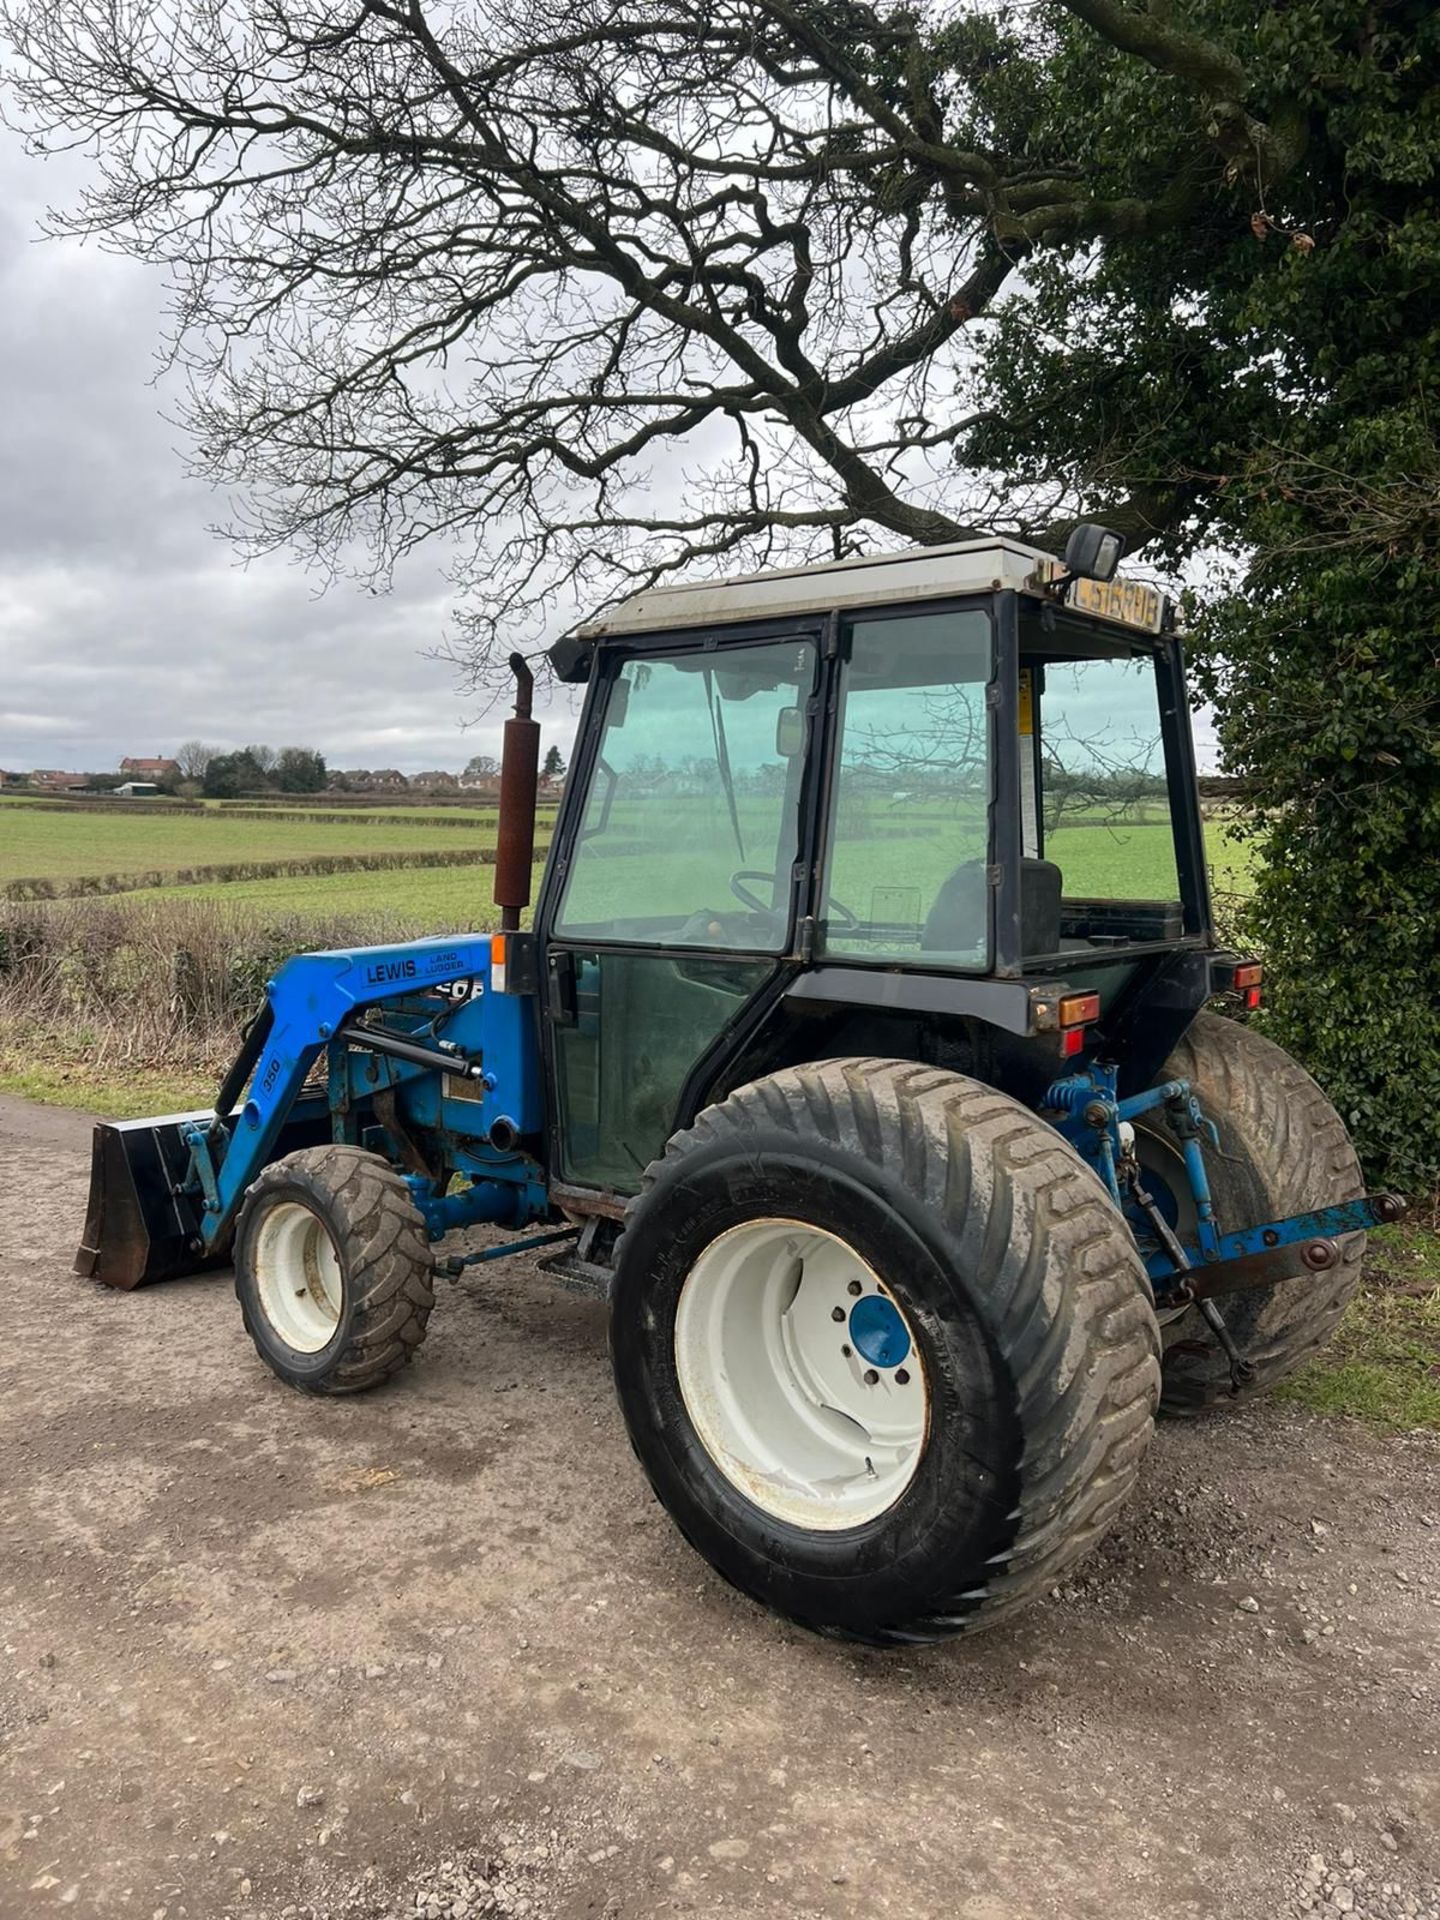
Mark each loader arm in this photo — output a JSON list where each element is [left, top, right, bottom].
[[187, 934, 498, 1246], [77, 932, 547, 1288]]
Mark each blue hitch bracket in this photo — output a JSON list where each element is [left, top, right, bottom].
[[1150, 1191, 1406, 1302]]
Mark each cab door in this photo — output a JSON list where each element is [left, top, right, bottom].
[[535, 628, 823, 1196]]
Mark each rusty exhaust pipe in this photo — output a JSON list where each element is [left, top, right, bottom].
[[494, 652, 540, 933]]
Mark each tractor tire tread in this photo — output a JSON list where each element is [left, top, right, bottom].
[[622, 1056, 1160, 1643], [235, 1144, 435, 1395], [1140, 1014, 1364, 1414]]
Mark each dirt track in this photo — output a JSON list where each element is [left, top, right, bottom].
[[2, 1092, 1438, 1920]]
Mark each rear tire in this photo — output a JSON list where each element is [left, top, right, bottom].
[[1136, 1013, 1365, 1414], [235, 1145, 435, 1394], [610, 1058, 1160, 1645]]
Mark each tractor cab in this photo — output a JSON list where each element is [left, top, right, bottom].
[[538, 535, 1211, 1201]]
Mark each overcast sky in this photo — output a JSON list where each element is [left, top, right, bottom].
[[0, 125, 585, 778]]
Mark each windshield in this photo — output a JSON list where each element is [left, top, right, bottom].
[[554, 637, 817, 951]]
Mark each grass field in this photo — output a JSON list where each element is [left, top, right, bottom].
[[0, 798, 497, 886], [146, 858, 549, 924], [1, 788, 1255, 916]]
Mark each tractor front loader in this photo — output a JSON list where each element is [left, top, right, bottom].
[[76, 533, 1404, 1645]]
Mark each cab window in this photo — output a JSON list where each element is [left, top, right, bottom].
[[821, 608, 994, 968], [555, 638, 816, 952]]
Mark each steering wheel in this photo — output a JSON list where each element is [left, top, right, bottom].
[[728, 869, 858, 928], [729, 870, 782, 914]]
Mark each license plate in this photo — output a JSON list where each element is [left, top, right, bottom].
[[1066, 574, 1164, 633]]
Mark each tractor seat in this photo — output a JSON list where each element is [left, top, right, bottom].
[[921, 857, 1063, 959]]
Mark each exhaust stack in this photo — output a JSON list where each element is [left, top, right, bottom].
[[494, 651, 540, 933]]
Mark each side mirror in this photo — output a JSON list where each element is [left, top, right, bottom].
[[775, 706, 805, 757], [1062, 523, 1123, 582]]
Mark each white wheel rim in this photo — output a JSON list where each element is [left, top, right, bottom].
[[674, 1218, 929, 1531], [251, 1201, 345, 1353]]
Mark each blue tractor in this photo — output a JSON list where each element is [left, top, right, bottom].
[[77, 530, 1402, 1644]]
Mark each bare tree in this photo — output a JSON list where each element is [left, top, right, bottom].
[[0, 1, 1300, 686], [173, 739, 216, 782]]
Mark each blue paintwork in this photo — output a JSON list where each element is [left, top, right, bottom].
[[1044, 1062, 1393, 1299], [1140, 1196, 1385, 1287], [849, 1294, 911, 1369], [185, 934, 546, 1252]]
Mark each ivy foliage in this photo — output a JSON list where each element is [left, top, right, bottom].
[[950, 1, 1440, 1188]]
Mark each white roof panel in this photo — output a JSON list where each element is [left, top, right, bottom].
[[578, 536, 1060, 638]]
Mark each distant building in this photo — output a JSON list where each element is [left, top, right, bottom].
[[0, 769, 25, 788], [411, 770, 459, 790], [115, 781, 161, 797], [329, 767, 410, 792], [121, 756, 179, 782], [31, 770, 89, 791], [458, 770, 501, 794]]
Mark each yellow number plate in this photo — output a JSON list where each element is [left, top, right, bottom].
[[1066, 574, 1164, 633]]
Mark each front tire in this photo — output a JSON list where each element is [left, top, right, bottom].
[[610, 1058, 1160, 1645], [235, 1145, 435, 1394], [1136, 1013, 1365, 1414]]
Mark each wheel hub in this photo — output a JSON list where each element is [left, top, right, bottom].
[[673, 1217, 929, 1531], [251, 1200, 344, 1353], [848, 1293, 910, 1369]]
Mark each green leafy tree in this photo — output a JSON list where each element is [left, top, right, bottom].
[[203, 748, 272, 799], [275, 746, 328, 793], [945, 4, 1440, 1187], [542, 745, 566, 780]]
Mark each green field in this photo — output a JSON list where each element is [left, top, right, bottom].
[[0, 789, 1254, 921], [0, 798, 495, 886], [147, 858, 548, 925]]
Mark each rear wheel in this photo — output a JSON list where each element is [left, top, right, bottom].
[[610, 1058, 1160, 1645], [235, 1145, 435, 1394], [1135, 1013, 1365, 1414]]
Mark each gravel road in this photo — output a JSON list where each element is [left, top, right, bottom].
[[1, 1093, 1437, 1920]]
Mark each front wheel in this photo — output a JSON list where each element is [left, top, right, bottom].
[[235, 1145, 435, 1394], [610, 1058, 1161, 1646]]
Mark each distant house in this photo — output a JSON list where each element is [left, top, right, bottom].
[[411, 770, 459, 790], [458, 771, 501, 795], [0, 769, 25, 788], [328, 767, 410, 792], [116, 781, 161, 797], [121, 756, 179, 782], [31, 770, 89, 791]]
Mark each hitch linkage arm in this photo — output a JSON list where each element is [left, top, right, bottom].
[[1045, 1063, 1406, 1305]]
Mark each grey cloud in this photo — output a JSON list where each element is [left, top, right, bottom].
[[0, 130, 578, 776]]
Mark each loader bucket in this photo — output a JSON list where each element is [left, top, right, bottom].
[[74, 1111, 222, 1290], [75, 1095, 334, 1289]]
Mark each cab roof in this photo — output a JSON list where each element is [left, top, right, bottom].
[[575, 535, 1060, 639]]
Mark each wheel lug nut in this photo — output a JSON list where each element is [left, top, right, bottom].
[[831, 1306, 845, 1322], [841, 1344, 852, 1358], [863, 1368, 879, 1386], [847, 1280, 863, 1297], [896, 1368, 910, 1385]]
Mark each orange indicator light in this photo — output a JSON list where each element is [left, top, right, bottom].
[[1058, 991, 1101, 1028]]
